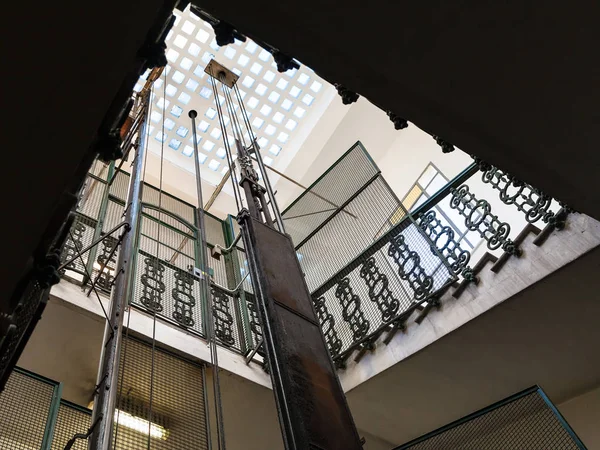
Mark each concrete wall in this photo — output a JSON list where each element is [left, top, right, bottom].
[[340, 213, 600, 392], [559, 385, 600, 449]]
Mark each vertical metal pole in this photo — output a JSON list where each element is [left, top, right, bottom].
[[189, 110, 226, 450], [41, 381, 63, 450], [88, 101, 149, 450]]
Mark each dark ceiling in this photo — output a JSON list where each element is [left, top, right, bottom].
[[2, 1, 599, 320], [192, 0, 600, 219]]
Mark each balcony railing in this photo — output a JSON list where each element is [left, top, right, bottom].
[[58, 144, 572, 369]]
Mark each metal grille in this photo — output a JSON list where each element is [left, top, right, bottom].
[[298, 176, 408, 293], [0, 369, 56, 450], [395, 387, 587, 450], [277, 143, 455, 364], [132, 209, 204, 335], [312, 220, 454, 362], [282, 142, 379, 246], [205, 213, 226, 248], [78, 175, 106, 221], [114, 337, 209, 450], [51, 402, 92, 450], [60, 214, 98, 279], [0, 282, 47, 387], [108, 170, 196, 224], [89, 160, 111, 180]]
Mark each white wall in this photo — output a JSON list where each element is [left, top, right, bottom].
[[559, 385, 600, 449]]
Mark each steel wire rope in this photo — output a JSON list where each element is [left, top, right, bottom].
[[143, 68, 169, 450], [205, 73, 229, 450]]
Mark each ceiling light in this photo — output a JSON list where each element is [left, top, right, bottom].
[[114, 410, 168, 440]]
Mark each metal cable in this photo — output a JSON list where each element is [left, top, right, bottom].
[[145, 69, 168, 450], [204, 74, 227, 450], [210, 75, 241, 212], [233, 84, 284, 232]]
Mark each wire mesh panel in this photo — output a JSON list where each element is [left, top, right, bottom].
[[0, 369, 57, 450], [60, 214, 98, 279], [395, 386, 587, 450], [113, 337, 209, 450], [282, 142, 379, 246], [311, 220, 454, 363], [210, 285, 251, 353], [132, 208, 205, 336], [298, 177, 409, 293], [0, 282, 48, 390], [51, 402, 92, 450]]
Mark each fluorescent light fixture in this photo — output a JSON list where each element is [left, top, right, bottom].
[[114, 410, 168, 440]]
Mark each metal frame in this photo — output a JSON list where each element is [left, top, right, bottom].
[[11, 366, 64, 450], [393, 385, 587, 450]]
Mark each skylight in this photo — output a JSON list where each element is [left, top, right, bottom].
[[164, 118, 175, 130], [181, 20, 195, 35], [141, 6, 331, 188], [173, 35, 188, 49], [186, 78, 199, 91], [180, 57, 193, 71], [169, 138, 182, 150]]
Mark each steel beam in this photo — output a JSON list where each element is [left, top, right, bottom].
[[88, 101, 149, 450]]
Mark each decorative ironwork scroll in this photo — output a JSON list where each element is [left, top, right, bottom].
[[334, 278, 370, 341], [450, 185, 520, 256], [477, 162, 571, 229], [313, 296, 343, 356], [172, 270, 195, 327], [359, 257, 400, 322], [60, 220, 86, 273], [95, 235, 118, 291], [211, 287, 235, 347], [387, 234, 434, 300], [245, 293, 263, 350], [418, 210, 476, 281], [140, 257, 165, 312]]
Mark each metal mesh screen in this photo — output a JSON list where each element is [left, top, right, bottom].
[[114, 337, 209, 450], [51, 402, 92, 450], [205, 213, 226, 248], [396, 387, 586, 450], [132, 210, 205, 336], [0, 283, 47, 388], [282, 142, 379, 246], [298, 177, 407, 293], [312, 220, 454, 362], [60, 214, 98, 279], [0, 369, 56, 450], [277, 142, 455, 364]]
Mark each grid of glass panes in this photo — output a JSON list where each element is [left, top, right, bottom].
[[135, 4, 330, 182]]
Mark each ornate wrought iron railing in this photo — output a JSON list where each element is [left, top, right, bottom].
[[307, 156, 572, 367], [58, 147, 572, 368]]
